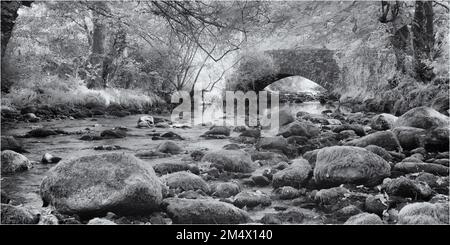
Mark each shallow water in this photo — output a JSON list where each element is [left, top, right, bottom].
[[1, 101, 335, 219]]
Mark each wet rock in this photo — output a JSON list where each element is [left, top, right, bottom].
[[336, 205, 363, 222], [251, 175, 271, 187], [93, 145, 122, 151], [163, 198, 251, 224], [202, 150, 255, 173], [370, 113, 397, 131], [365, 195, 388, 216], [239, 128, 261, 138], [398, 202, 449, 224], [345, 131, 402, 152], [222, 143, 241, 150], [41, 153, 62, 164], [424, 126, 450, 152], [261, 207, 323, 224], [393, 161, 449, 176], [161, 171, 210, 193], [161, 131, 184, 140], [344, 212, 383, 225], [155, 122, 170, 128], [314, 187, 349, 205], [1, 150, 32, 174], [313, 146, 391, 187], [135, 151, 171, 159], [273, 186, 302, 200], [364, 145, 393, 162], [25, 128, 59, 138], [212, 182, 241, 198], [1, 136, 27, 153], [137, 115, 155, 128], [79, 134, 103, 141], [286, 136, 309, 145], [157, 141, 183, 154], [272, 159, 312, 188], [1, 204, 39, 224], [233, 191, 271, 208], [100, 128, 127, 139], [395, 106, 449, 130], [382, 176, 432, 199], [277, 121, 320, 139], [257, 136, 296, 156], [40, 153, 163, 217], [153, 162, 190, 175], [87, 218, 117, 225], [203, 125, 231, 137], [332, 124, 366, 136], [391, 127, 427, 150]]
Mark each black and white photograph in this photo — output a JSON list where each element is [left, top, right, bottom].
[[0, 0, 449, 232]]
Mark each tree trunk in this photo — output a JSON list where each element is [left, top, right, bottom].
[[412, 1, 435, 81], [86, 1, 108, 89], [1, 1, 32, 57]]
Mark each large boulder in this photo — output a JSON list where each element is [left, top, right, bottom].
[[398, 202, 449, 224], [201, 150, 255, 173], [344, 131, 402, 152], [161, 171, 210, 193], [313, 146, 391, 187], [1, 136, 27, 153], [391, 127, 427, 150], [1, 150, 32, 174], [272, 159, 312, 188], [163, 198, 251, 224], [370, 113, 397, 130], [40, 153, 163, 217], [382, 176, 433, 199], [394, 106, 449, 130]]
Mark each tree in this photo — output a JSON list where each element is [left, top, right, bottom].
[[1, 1, 33, 58], [412, 0, 435, 81]]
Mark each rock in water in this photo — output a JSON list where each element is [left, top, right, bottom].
[[272, 159, 312, 188], [25, 128, 59, 138], [40, 153, 163, 217], [137, 115, 155, 128], [1, 150, 32, 174], [163, 198, 251, 224], [1, 204, 39, 224], [398, 202, 449, 224], [157, 141, 183, 154], [394, 106, 449, 130], [391, 127, 427, 150], [233, 191, 272, 208], [201, 150, 255, 173], [161, 171, 210, 193], [203, 125, 231, 137], [344, 131, 402, 152], [153, 162, 190, 174], [344, 212, 383, 225], [313, 146, 391, 187], [100, 128, 127, 139], [370, 113, 397, 130], [41, 153, 62, 164], [277, 121, 320, 139], [1, 136, 27, 153]]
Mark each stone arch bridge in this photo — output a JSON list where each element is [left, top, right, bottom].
[[230, 48, 340, 92]]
